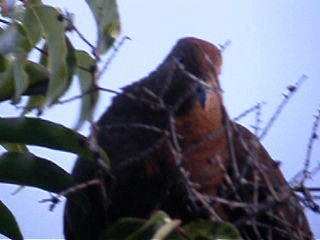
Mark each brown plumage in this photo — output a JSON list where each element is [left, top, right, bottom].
[[64, 37, 313, 240]]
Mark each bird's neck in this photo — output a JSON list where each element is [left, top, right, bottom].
[[175, 91, 224, 139]]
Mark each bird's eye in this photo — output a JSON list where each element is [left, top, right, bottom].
[[176, 56, 185, 65]]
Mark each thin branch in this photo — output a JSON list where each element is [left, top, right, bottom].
[[115, 136, 168, 172], [251, 102, 263, 136], [96, 36, 131, 79], [218, 39, 231, 53], [0, 17, 10, 24], [215, 155, 242, 201], [290, 107, 320, 185], [56, 11, 102, 60], [73, 26, 96, 52], [118, 88, 166, 111], [174, 58, 215, 91], [294, 187, 320, 192], [224, 113, 240, 179], [168, 110, 182, 161], [59, 84, 97, 104], [259, 74, 308, 140], [100, 123, 175, 138], [58, 86, 120, 105], [233, 102, 266, 121], [60, 12, 96, 54], [182, 127, 224, 157], [39, 178, 102, 211], [34, 45, 48, 55], [297, 185, 320, 213], [302, 107, 320, 183]]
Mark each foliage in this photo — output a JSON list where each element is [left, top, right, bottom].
[[0, 1, 240, 240], [101, 211, 240, 240]]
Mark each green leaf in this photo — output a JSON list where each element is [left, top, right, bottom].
[[0, 117, 95, 161], [1, 143, 29, 153], [152, 219, 181, 240], [26, 37, 76, 113], [0, 201, 23, 240], [74, 50, 97, 129], [21, 95, 45, 115], [128, 211, 171, 240], [0, 26, 20, 54], [0, 54, 6, 72], [23, 6, 43, 47], [33, 6, 68, 108], [182, 220, 240, 240], [100, 218, 146, 240], [101, 211, 172, 240], [0, 56, 14, 101], [65, 36, 77, 89], [39, 42, 48, 66], [13, 45, 29, 102], [85, 0, 121, 53], [0, 58, 14, 102], [25, 61, 49, 85], [0, 152, 73, 192], [8, 6, 43, 102], [0, 60, 50, 102]]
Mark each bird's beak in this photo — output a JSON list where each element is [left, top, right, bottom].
[[195, 83, 210, 108]]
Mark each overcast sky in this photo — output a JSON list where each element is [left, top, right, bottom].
[[1, 1, 320, 239]]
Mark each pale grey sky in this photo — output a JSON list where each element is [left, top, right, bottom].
[[1, 1, 320, 238]]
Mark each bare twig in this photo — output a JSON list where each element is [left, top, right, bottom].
[[224, 112, 240, 179], [302, 107, 320, 183], [174, 59, 215, 91], [39, 178, 102, 211], [101, 123, 175, 138], [120, 136, 168, 167], [290, 107, 320, 186], [59, 88, 96, 104], [57, 11, 103, 60], [0, 17, 10, 24], [74, 26, 96, 51], [296, 185, 320, 213], [96, 36, 131, 79], [59, 85, 120, 105], [182, 127, 224, 157], [294, 187, 320, 192], [233, 102, 266, 122], [98, 87, 121, 95], [251, 102, 263, 136], [215, 155, 242, 201], [34, 45, 48, 55], [259, 75, 307, 140], [168, 110, 182, 160], [218, 39, 231, 53]]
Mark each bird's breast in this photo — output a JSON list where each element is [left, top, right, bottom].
[[175, 104, 230, 196]]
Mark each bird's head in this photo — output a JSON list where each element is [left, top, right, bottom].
[[160, 37, 223, 113], [171, 37, 222, 80]]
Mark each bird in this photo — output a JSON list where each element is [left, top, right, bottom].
[[64, 37, 313, 240]]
